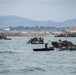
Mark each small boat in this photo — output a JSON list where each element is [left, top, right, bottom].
[[52, 41, 76, 51], [33, 47, 54, 51], [4, 38, 11, 40], [0, 37, 11, 40], [27, 37, 44, 44], [0, 33, 11, 40], [33, 43, 54, 51], [33, 47, 76, 51]]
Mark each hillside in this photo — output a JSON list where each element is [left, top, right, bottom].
[[0, 15, 76, 28]]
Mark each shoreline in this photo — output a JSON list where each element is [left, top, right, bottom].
[[0, 31, 50, 36]]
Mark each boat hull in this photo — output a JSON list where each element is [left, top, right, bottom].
[[33, 47, 76, 51], [33, 47, 54, 51], [0, 38, 11, 40], [4, 38, 11, 40]]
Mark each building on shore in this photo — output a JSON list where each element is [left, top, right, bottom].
[[66, 27, 76, 33]]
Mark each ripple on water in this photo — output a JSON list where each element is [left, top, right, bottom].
[[20, 66, 46, 72], [0, 51, 17, 54]]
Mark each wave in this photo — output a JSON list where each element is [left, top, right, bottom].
[[20, 67, 46, 72], [0, 69, 10, 74], [0, 51, 16, 54]]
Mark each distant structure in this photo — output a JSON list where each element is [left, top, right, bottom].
[[3, 27, 10, 31], [66, 27, 76, 33]]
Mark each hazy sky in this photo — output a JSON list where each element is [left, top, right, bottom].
[[0, 0, 76, 21]]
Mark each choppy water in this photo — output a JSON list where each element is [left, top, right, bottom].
[[0, 36, 76, 75]]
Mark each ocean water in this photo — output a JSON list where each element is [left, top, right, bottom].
[[0, 36, 76, 75]]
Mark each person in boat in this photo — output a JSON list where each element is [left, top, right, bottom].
[[45, 43, 48, 49], [37, 37, 44, 43], [58, 39, 63, 51]]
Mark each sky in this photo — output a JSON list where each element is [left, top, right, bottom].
[[0, 0, 76, 22]]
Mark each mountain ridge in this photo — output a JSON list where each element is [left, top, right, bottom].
[[0, 15, 76, 28]]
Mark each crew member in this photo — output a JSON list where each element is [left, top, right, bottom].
[[58, 39, 63, 51]]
